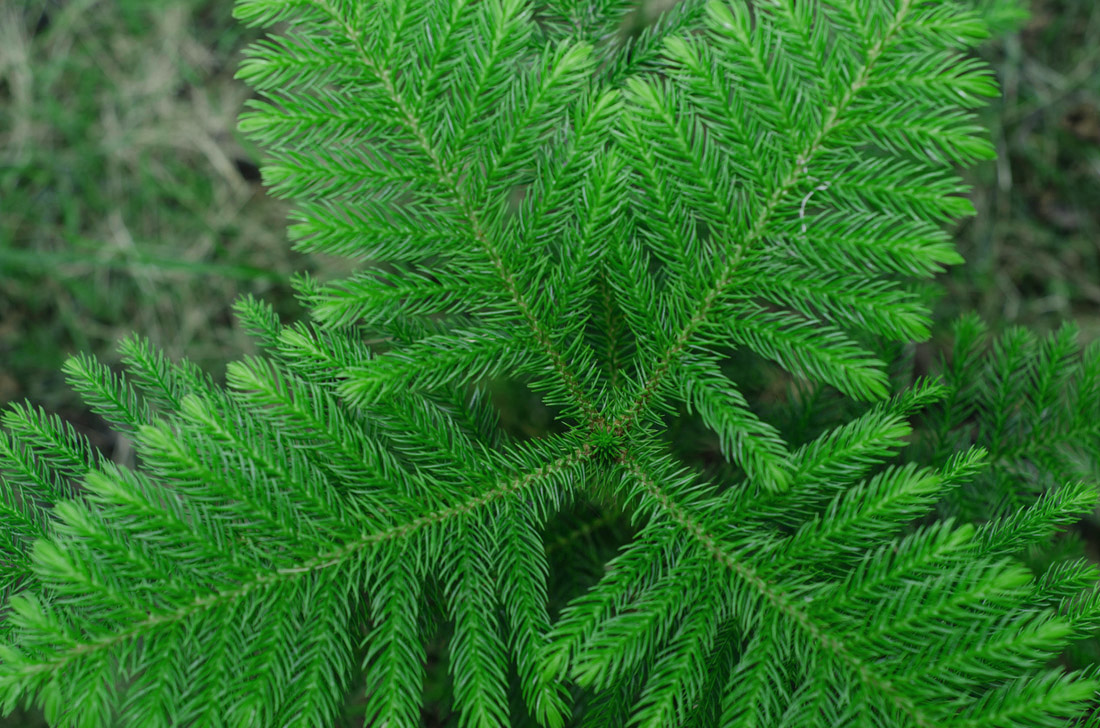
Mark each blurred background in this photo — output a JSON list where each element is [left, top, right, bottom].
[[947, 0, 1100, 341], [1, 0, 305, 457], [1, 0, 1098, 725]]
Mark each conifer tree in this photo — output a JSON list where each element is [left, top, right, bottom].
[[1, 0, 1098, 726]]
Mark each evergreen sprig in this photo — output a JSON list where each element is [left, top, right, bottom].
[[1, 0, 1098, 726]]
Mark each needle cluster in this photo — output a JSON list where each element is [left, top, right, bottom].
[[0, 1, 1097, 726]]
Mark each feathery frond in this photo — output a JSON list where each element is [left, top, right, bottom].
[[2, 0, 1089, 726]]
